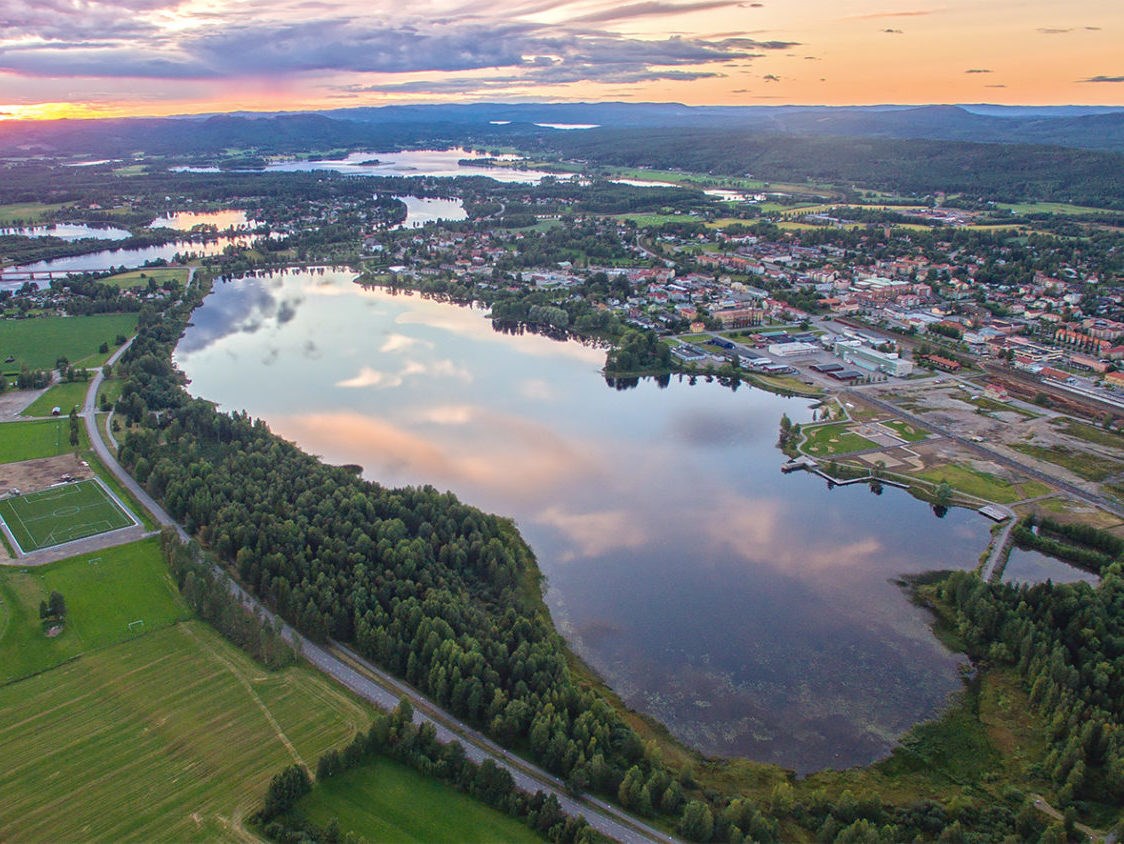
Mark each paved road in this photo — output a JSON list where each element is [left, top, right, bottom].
[[77, 339, 675, 844], [81, 340, 190, 544]]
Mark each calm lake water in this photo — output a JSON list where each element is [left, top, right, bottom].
[[13, 236, 258, 275], [0, 223, 130, 241], [395, 196, 467, 228], [150, 210, 258, 231], [175, 269, 991, 773], [1003, 548, 1100, 587], [264, 149, 551, 184]]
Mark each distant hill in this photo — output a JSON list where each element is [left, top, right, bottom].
[[1, 104, 1121, 207], [3, 102, 1124, 156]]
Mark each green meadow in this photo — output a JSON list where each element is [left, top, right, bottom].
[[0, 418, 88, 463], [296, 757, 540, 843], [20, 380, 91, 417], [0, 621, 369, 841], [0, 313, 137, 371], [0, 538, 186, 682]]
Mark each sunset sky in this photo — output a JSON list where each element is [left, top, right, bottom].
[[0, 0, 1121, 119]]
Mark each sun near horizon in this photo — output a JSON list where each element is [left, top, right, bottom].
[[0, 0, 1121, 121]]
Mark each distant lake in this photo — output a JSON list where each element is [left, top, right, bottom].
[[11, 235, 257, 276], [396, 196, 467, 228], [263, 149, 552, 184], [611, 178, 682, 189], [150, 210, 258, 231], [0, 224, 130, 241], [175, 268, 991, 774]]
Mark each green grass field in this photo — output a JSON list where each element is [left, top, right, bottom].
[[801, 422, 877, 456], [0, 621, 370, 840], [0, 418, 88, 463], [20, 380, 90, 418], [883, 419, 928, 442], [101, 268, 188, 290], [996, 201, 1114, 216], [915, 463, 1051, 504], [0, 313, 137, 371], [295, 757, 539, 843], [0, 538, 188, 683], [0, 478, 134, 552], [0, 203, 66, 225]]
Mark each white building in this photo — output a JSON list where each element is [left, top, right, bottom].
[[834, 340, 914, 377]]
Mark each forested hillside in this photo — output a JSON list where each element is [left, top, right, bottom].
[[536, 129, 1124, 208]]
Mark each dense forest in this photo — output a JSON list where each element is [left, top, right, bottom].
[[938, 568, 1124, 811], [535, 129, 1124, 209]]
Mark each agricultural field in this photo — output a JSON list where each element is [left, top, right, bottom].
[[0, 418, 88, 463], [0, 621, 369, 841], [294, 757, 540, 844], [0, 313, 137, 371], [0, 478, 135, 553], [801, 422, 877, 456], [0, 538, 186, 682], [20, 379, 90, 418]]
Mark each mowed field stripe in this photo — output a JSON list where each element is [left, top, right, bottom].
[[0, 623, 368, 841]]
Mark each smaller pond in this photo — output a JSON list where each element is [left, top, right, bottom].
[[150, 211, 258, 231], [395, 196, 467, 229], [0, 224, 131, 241], [1003, 548, 1101, 587]]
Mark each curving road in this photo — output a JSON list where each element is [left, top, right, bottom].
[[80, 344, 676, 844]]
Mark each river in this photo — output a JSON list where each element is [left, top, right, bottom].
[[174, 268, 992, 774]]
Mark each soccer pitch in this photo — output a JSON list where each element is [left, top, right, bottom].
[[0, 479, 136, 553]]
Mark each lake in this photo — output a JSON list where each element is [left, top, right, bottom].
[[175, 268, 991, 774], [150, 210, 258, 231], [0, 223, 131, 241], [12, 235, 257, 275], [263, 149, 552, 184], [395, 196, 467, 228]]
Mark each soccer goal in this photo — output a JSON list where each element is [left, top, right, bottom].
[[127, 619, 145, 634]]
